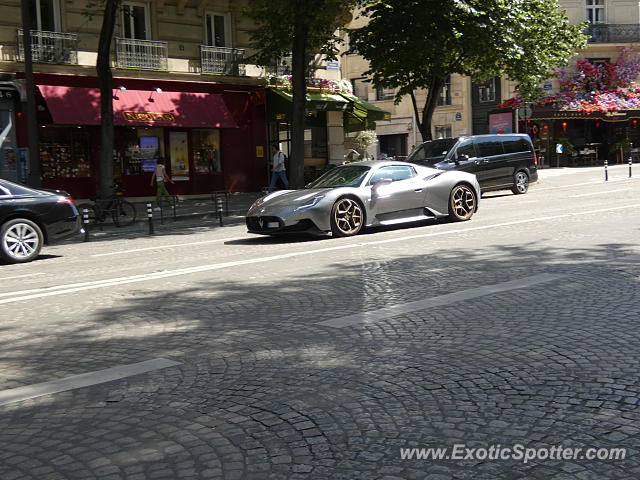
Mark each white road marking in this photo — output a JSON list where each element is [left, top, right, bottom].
[[318, 274, 564, 328], [0, 358, 181, 406], [91, 236, 246, 257], [0, 203, 638, 305], [533, 177, 638, 192], [3, 273, 46, 281], [569, 189, 629, 198]]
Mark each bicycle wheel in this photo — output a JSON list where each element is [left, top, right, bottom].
[[77, 203, 98, 229], [111, 200, 137, 227]]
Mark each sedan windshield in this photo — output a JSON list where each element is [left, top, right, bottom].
[[407, 138, 458, 166], [306, 165, 371, 188]]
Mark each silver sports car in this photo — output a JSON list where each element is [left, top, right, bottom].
[[246, 160, 480, 237]]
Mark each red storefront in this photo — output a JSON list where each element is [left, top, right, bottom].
[[15, 73, 267, 198]]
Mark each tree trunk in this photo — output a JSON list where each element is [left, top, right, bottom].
[[414, 76, 445, 143], [21, 1, 40, 187], [96, 0, 120, 199], [289, 3, 308, 189]]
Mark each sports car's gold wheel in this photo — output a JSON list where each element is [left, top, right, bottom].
[[330, 197, 364, 237], [448, 184, 476, 222]]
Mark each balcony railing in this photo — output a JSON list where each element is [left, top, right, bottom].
[[115, 37, 168, 70], [17, 29, 78, 64], [586, 24, 640, 43], [200, 46, 246, 76]]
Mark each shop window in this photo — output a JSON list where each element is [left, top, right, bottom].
[[351, 78, 369, 101], [478, 78, 497, 103], [437, 76, 452, 107], [205, 12, 231, 47], [122, 2, 150, 40], [434, 125, 452, 139], [29, 0, 60, 31], [117, 127, 163, 176], [376, 86, 395, 101], [192, 129, 221, 173], [39, 126, 91, 179], [586, 0, 605, 23], [587, 57, 609, 67]]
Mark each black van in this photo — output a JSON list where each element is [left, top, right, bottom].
[[407, 134, 538, 194]]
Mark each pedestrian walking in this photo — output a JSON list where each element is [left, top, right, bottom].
[[150, 158, 174, 208], [268, 145, 289, 192]]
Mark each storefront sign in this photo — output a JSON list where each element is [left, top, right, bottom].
[[488, 112, 513, 134], [169, 131, 190, 181], [122, 111, 176, 124], [326, 61, 340, 70]]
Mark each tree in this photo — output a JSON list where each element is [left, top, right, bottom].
[[245, 0, 359, 188], [350, 0, 587, 142]]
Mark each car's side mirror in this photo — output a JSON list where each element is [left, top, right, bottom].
[[372, 178, 393, 187]]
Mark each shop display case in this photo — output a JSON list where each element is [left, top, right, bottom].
[[39, 127, 91, 179]]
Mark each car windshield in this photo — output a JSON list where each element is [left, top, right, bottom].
[[407, 138, 458, 166], [306, 165, 371, 188]]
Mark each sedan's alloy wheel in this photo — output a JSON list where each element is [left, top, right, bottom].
[[2, 222, 40, 260], [450, 185, 476, 221], [333, 198, 363, 236]]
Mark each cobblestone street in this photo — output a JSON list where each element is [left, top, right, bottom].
[[1, 166, 639, 479]]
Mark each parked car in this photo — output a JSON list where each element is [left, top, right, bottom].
[[0, 179, 80, 264], [407, 134, 538, 194], [246, 160, 480, 237]]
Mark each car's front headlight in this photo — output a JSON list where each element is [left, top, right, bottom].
[[295, 195, 324, 211]]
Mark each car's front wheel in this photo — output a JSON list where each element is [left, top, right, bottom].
[[448, 184, 476, 222], [0, 218, 44, 263], [512, 170, 529, 195], [330, 197, 364, 237]]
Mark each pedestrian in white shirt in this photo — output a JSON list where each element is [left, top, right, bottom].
[[268, 145, 289, 192]]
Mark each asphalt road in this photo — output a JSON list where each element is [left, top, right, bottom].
[[1, 164, 639, 479]]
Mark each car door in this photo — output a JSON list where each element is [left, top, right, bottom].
[[449, 139, 482, 177], [473, 137, 507, 187], [368, 165, 425, 218], [0, 183, 15, 221]]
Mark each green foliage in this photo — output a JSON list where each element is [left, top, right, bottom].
[[350, 0, 588, 140], [350, 130, 378, 150], [244, 0, 358, 67]]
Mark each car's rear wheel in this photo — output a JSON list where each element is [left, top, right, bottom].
[[512, 170, 529, 195], [448, 184, 476, 222], [330, 197, 364, 237], [0, 218, 43, 264]]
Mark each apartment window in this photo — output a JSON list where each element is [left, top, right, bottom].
[[29, 0, 60, 31], [587, 57, 609, 66], [437, 75, 452, 106], [478, 78, 497, 103], [434, 125, 452, 139], [205, 12, 231, 47], [351, 78, 369, 100], [376, 86, 395, 101], [122, 2, 150, 40], [586, 0, 605, 23]]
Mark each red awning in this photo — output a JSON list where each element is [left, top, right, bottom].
[[37, 85, 238, 128]]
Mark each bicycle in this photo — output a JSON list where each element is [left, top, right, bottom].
[[78, 184, 137, 228]]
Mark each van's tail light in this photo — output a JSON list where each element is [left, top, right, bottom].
[[533, 151, 538, 166], [57, 196, 76, 206]]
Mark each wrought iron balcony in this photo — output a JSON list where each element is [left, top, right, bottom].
[[586, 24, 640, 43], [200, 46, 246, 76], [17, 29, 78, 64], [115, 37, 168, 70]]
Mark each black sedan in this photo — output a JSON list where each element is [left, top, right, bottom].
[[0, 179, 81, 263]]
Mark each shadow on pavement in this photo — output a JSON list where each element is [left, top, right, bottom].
[[1, 242, 639, 479]]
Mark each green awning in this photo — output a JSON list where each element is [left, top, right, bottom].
[[269, 88, 350, 113], [339, 93, 390, 132], [340, 93, 390, 122]]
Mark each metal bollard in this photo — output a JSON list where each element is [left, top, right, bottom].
[[217, 196, 223, 227], [82, 208, 90, 242], [146, 203, 155, 235], [630, 156, 633, 178], [604, 159, 609, 181]]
